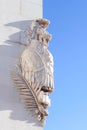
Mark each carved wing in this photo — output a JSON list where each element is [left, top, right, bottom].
[[11, 70, 46, 122], [20, 47, 54, 92]]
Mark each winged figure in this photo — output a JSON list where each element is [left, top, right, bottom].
[[12, 19, 54, 124]]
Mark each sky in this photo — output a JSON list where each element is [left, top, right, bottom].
[[43, 0, 87, 130]]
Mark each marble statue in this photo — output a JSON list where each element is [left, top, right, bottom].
[[11, 18, 54, 124]]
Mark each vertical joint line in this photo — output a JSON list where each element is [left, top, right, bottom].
[[19, 0, 22, 15]]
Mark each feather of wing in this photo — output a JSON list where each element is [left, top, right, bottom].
[[11, 71, 44, 117]]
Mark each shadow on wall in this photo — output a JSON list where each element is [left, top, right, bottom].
[[5, 20, 32, 45], [0, 20, 42, 127]]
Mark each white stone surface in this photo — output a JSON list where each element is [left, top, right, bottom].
[[0, 0, 42, 43], [0, 0, 43, 130]]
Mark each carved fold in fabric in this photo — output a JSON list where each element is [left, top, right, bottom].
[[11, 18, 54, 124]]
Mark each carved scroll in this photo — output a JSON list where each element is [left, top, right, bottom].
[[11, 18, 54, 124]]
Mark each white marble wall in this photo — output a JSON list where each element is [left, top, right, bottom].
[[0, 0, 43, 130]]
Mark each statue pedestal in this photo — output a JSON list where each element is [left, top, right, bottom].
[[0, 0, 43, 130]]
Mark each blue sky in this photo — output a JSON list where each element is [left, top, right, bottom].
[[43, 0, 87, 130]]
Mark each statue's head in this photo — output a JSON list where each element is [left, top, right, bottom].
[[36, 18, 50, 29], [26, 18, 52, 47]]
